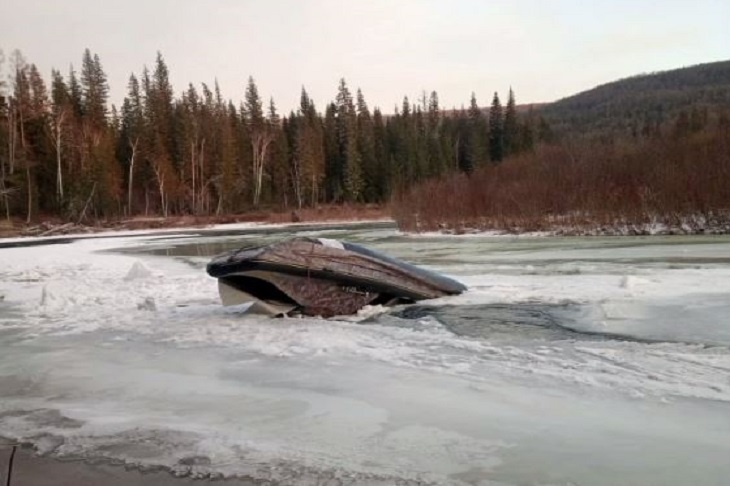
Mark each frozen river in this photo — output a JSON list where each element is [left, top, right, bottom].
[[1, 222, 730, 485]]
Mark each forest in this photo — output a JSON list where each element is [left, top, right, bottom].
[[2, 49, 728, 234], [394, 60, 730, 234], [539, 59, 730, 140], [0, 49, 542, 224]]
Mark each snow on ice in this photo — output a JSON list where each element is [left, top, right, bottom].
[[1, 224, 730, 485]]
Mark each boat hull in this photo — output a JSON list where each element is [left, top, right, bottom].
[[206, 237, 466, 317]]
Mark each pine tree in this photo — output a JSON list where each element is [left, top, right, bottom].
[[245, 76, 274, 206], [49, 69, 71, 206], [488, 91, 504, 163], [426, 90, 446, 178], [414, 106, 429, 182], [518, 107, 536, 152], [355, 88, 377, 202], [503, 88, 519, 156], [372, 107, 389, 201], [120, 74, 145, 213], [323, 102, 339, 202], [216, 99, 239, 213], [295, 87, 325, 207], [22, 64, 50, 220], [145, 53, 179, 216], [80, 49, 109, 127], [465, 92, 486, 172], [396, 96, 418, 185], [266, 97, 288, 206], [335, 79, 361, 202], [78, 50, 121, 218], [455, 107, 470, 173]]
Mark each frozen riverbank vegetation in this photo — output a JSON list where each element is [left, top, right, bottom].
[[393, 121, 730, 236]]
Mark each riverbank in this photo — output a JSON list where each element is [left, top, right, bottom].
[[396, 212, 730, 236], [0, 204, 389, 239]]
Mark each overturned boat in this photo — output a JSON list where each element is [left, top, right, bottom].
[[206, 237, 466, 317]]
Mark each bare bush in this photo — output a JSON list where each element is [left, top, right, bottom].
[[392, 123, 730, 234]]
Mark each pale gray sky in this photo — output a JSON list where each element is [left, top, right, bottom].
[[2, 0, 728, 112]]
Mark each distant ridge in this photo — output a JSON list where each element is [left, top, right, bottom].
[[538, 59, 730, 138]]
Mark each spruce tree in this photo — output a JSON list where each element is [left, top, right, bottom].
[[335, 79, 361, 202], [372, 107, 389, 201], [120, 74, 145, 213], [266, 97, 288, 206], [80, 49, 109, 127], [50, 69, 71, 206], [144, 53, 179, 216], [426, 91, 446, 178], [355, 88, 377, 202], [465, 92, 486, 171], [323, 102, 339, 202], [245, 77, 275, 206], [503, 88, 519, 156], [488, 92, 504, 163], [296, 87, 325, 206]]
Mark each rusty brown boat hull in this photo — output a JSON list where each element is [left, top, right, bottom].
[[206, 237, 466, 317]]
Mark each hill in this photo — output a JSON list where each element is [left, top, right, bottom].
[[539, 59, 730, 139]]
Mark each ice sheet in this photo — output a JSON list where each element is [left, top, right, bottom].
[[1, 225, 730, 485]]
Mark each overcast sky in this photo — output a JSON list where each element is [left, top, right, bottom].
[[2, 0, 728, 113]]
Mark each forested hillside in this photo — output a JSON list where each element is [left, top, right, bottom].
[[0, 49, 540, 224], [394, 60, 730, 234], [540, 60, 730, 140]]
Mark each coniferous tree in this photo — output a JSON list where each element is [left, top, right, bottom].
[[488, 91, 504, 163], [215, 96, 239, 213], [283, 113, 301, 208], [245, 76, 274, 207], [465, 92, 486, 172], [67, 66, 83, 120], [396, 96, 419, 184], [323, 102, 339, 201], [454, 107, 470, 173], [294, 87, 325, 207], [518, 107, 536, 152], [265, 97, 288, 206], [372, 107, 389, 201], [49, 69, 72, 206], [0, 47, 589, 222], [425, 91, 446, 178], [9, 58, 44, 222], [355, 89, 377, 202], [413, 106, 426, 182], [335, 79, 360, 201], [81, 50, 108, 126], [503, 88, 519, 156], [119, 74, 145, 213], [146, 53, 178, 215], [22, 64, 49, 221]]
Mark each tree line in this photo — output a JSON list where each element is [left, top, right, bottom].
[[393, 105, 730, 233], [0, 49, 546, 222]]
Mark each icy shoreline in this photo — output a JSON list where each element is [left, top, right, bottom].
[[405, 213, 730, 237]]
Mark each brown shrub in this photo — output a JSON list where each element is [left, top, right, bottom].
[[393, 125, 730, 233]]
